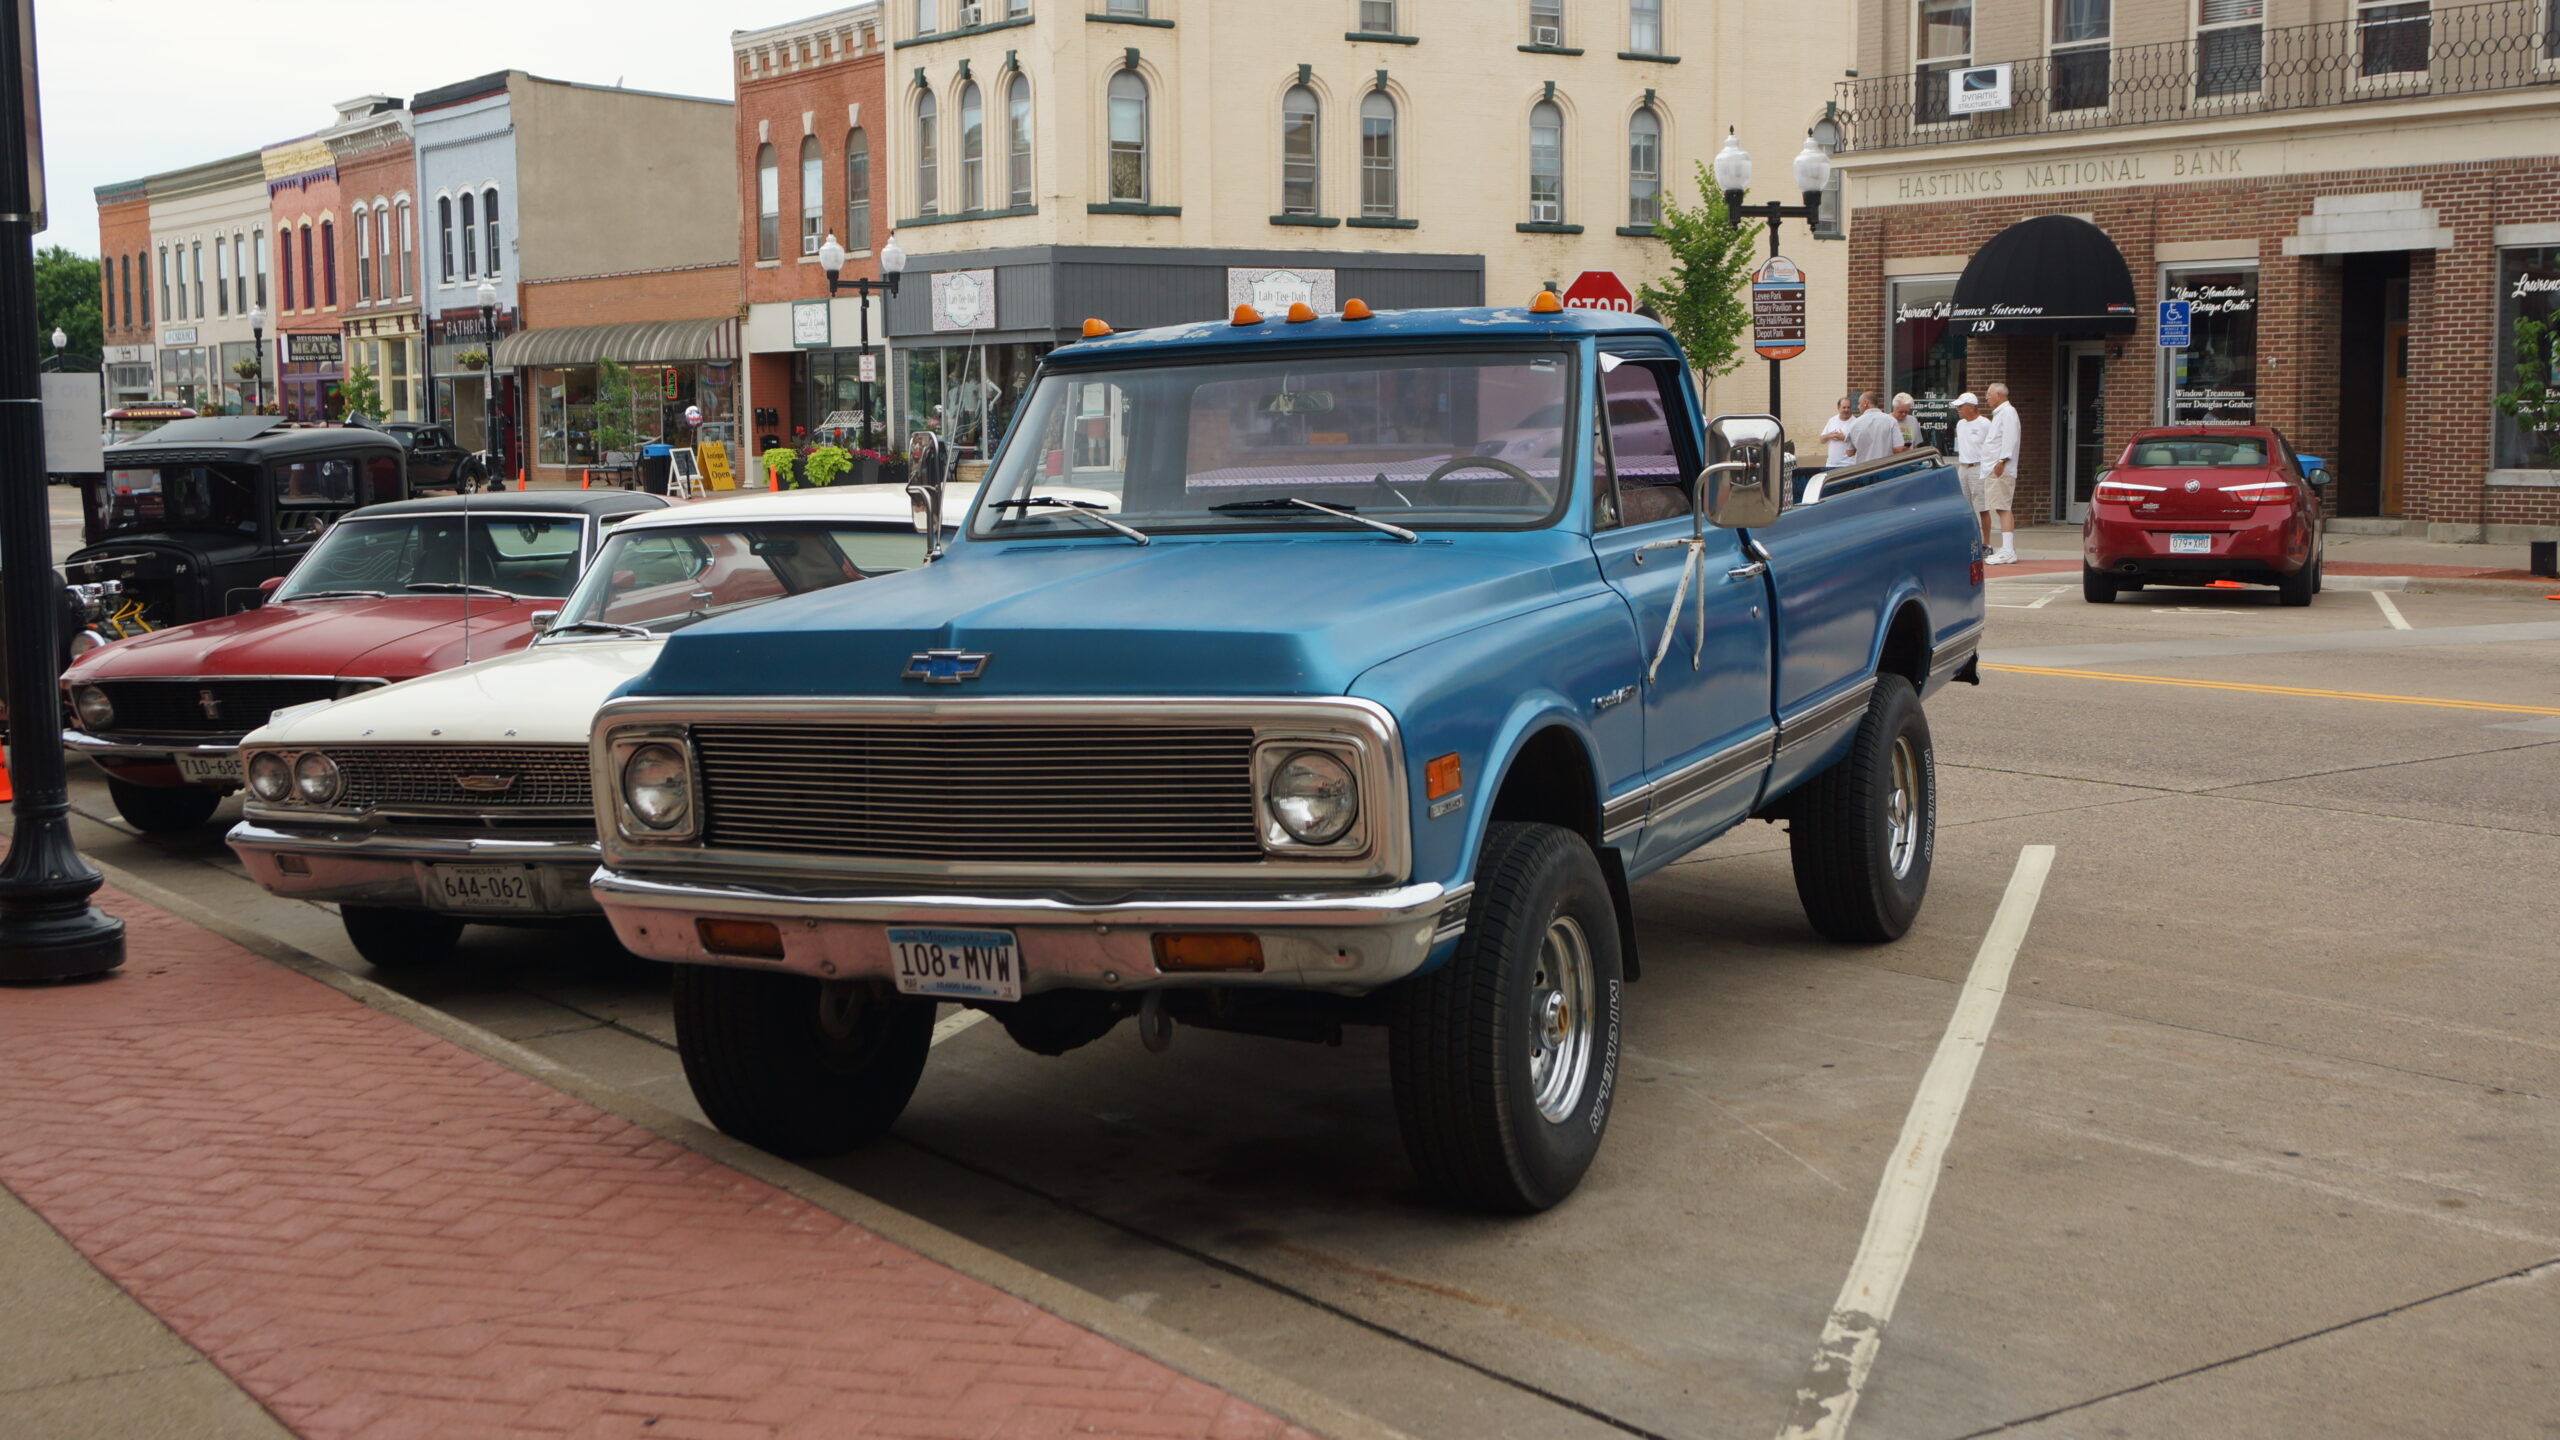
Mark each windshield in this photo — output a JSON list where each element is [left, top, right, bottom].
[[275, 513, 587, 601], [969, 349, 1575, 538], [103, 465, 259, 536], [551, 520, 927, 635], [2123, 436, 2272, 468]]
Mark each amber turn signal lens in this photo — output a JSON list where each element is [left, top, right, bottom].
[[1081, 317, 1113, 337], [1425, 752, 1463, 800], [1529, 290, 1565, 314], [1340, 298, 1374, 320], [1152, 932, 1265, 972], [1286, 301, 1317, 323], [697, 917, 786, 959], [1232, 304, 1263, 326]]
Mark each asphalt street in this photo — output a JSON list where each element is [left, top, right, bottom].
[[39, 562, 2560, 1440]]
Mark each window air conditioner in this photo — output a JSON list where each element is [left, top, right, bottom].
[[959, 2, 983, 25], [1532, 24, 1561, 45], [1531, 200, 1560, 223], [804, 232, 822, 255]]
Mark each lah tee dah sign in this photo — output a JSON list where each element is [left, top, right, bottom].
[[1752, 255, 1807, 361]]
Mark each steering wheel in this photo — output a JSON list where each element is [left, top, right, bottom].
[[1419, 454, 1540, 506]]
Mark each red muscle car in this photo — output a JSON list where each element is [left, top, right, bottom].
[[62, 488, 668, 832]]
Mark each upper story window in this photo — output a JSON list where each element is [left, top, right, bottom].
[[916, 0, 938, 33], [847, 127, 872, 246], [1530, 0, 1564, 47], [959, 80, 986, 212], [192, 241, 205, 315], [2051, 0, 2110, 111], [756, 142, 779, 260], [253, 228, 267, 307], [395, 201, 413, 296], [117, 254, 130, 330], [1008, 0, 1031, 14], [354, 206, 373, 303], [2196, 0, 2265, 95], [1108, 0, 1148, 14], [135, 255, 149, 330], [2358, 0, 2429, 75], [1006, 74, 1034, 208], [1360, 0, 1397, 33], [1281, 84, 1320, 216], [483, 188, 502, 278], [159, 247, 171, 321], [437, 197, 454, 284], [1627, 106, 1661, 226], [233, 233, 247, 313], [917, 89, 941, 216], [800, 135, 824, 252], [1107, 69, 1149, 202], [320, 220, 338, 307], [277, 235, 293, 312], [1914, 0, 1972, 123], [460, 191, 478, 278], [1360, 89, 1398, 218], [373, 207, 390, 299], [1630, 0, 1663, 52], [299, 227, 314, 310], [1528, 99, 1565, 223], [214, 233, 230, 316]]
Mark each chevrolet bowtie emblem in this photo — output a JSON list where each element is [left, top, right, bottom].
[[904, 649, 990, 684], [456, 775, 518, 793]]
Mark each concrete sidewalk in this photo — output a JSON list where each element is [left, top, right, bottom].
[[0, 887, 1377, 1440]]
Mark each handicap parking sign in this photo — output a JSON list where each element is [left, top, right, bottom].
[[2157, 300, 2193, 347]]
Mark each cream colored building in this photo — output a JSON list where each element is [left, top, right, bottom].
[[875, 0, 1852, 442], [144, 153, 270, 410]]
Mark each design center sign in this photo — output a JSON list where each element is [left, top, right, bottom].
[[1752, 256, 1807, 361]]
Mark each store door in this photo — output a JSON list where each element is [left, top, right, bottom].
[[2058, 342, 2108, 523], [2380, 280, 2409, 515]]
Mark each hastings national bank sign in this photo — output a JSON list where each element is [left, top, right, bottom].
[[1863, 143, 2252, 205]]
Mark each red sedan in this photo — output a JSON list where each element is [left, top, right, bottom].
[[2083, 426, 2329, 606], [61, 489, 667, 832]]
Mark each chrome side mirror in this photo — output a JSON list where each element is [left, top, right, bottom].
[[907, 483, 945, 560], [529, 609, 559, 633], [1701, 414, 1786, 530]]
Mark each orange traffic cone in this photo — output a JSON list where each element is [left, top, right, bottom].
[[518, 469, 529, 492], [2208, 580, 2245, 589], [0, 753, 13, 802]]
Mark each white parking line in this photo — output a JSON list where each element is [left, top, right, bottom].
[[1774, 845, 2056, 1440], [2373, 590, 2413, 630], [933, 1007, 990, 1045], [1987, 584, 2072, 610]]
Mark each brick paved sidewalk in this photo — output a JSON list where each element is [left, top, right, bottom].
[[0, 888, 1327, 1440]]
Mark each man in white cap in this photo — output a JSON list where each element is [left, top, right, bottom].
[[1982, 381, 2022, 563], [1952, 393, 1994, 552]]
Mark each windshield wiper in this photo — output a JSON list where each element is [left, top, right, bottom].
[[987, 496, 1150, 546], [1209, 496, 1419, 543], [545, 618, 654, 639], [405, 582, 519, 600], [287, 589, 386, 601]]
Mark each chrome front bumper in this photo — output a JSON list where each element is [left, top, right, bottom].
[[227, 820, 604, 915], [63, 729, 244, 765], [590, 868, 1474, 995]]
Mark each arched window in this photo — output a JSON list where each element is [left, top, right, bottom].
[[1281, 84, 1320, 217], [1107, 69, 1148, 203], [1005, 74, 1033, 209], [459, 191, 477, 278], [159, 246, 171, 321], [437, 196, 454, 285], [320, 219, 338, 306], [252, 228, 267, 307], [373, 205, 390, 299], [958, 80, 985, 213], [754, 143, 778, 260], [277, 234, 293, 311], [1360, 90, 1399, 219], [1528, 99, 1565, 224], [846, 128, 871, 248], [798, 136, 823, 253], [483, 188, 501, 277], [118, 254, 130, 329], [1627, 106, 1662, 227], [136, 254, 149, 330], [354, 206, 373, 303], [396, 201, 414, 296], [298, 228, 313, 312], [915, 89, 940, 216]]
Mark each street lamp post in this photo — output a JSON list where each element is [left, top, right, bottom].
[[816, 232, 906, 453], [475, 280, 500, 487], [1714, 127, 1833, 421], [248, 306, 265, 412], [0, 1, 125, 979]]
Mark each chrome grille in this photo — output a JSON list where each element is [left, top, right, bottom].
[[96, 679, 344, 738], [692, 722, 1263, 864], [330, 745, 592, 811]]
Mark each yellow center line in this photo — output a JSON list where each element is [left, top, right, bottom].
[[1982, 664, 2560, 716]]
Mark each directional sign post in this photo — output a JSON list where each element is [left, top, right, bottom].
[[1562, 270, 1635, 314], [1750, 255, 1809, 419], [2157, 299, 2193, 348]]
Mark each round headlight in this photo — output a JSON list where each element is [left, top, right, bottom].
[[246, 752, 292, 802], [1266, 750, 1358, 846], [292, 752, 342, 805], [622, 743, 691, 829], [72, 684, 114, 730]]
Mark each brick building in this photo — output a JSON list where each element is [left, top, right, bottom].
[[330, 98, 424, 423], [262, 132, 346, 419], [95, 180, 156, 404], [731, 4, 887, 454], [1832, 0, 2560, 543]]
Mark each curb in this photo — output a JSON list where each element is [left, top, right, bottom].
[[85, 855, 1413, 1440]]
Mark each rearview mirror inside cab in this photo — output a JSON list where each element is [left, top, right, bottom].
[[1702, 415, 1786, 530]]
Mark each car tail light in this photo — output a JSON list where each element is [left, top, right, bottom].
[[2219, 482, 2292, 506], [2093, 481, 2163, 505]]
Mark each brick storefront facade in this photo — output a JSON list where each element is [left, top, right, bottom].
[[95, 182, 156, 402]]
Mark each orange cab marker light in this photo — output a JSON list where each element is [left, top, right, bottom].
[[1425, 752, 1463, 800], [1153, 932, 1265, 973], [698, 917, 786, 960], [1232, 303, 1264, 326], [1081, 317, 1113, 338], [1340, 298, 1374, 320], [1286, 301, 1318, 324], [1529, 290, 1565, 314]]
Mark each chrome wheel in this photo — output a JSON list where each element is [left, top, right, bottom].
[[1886, 734, 1921, 880], [1527, 915, 1596, 1123]]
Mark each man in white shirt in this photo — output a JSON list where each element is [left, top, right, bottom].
[[1982, 382, 2023, 564], [1951, 393, 1994, 552], [1819, 396, 1854, 470], [1843, 391, 1904, 468]]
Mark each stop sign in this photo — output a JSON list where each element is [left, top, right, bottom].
[[1561, 270, 1635, 313]]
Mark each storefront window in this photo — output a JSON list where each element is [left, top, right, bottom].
[[900, 342, 1052, 456], [535, 366, 598, 468], [1888, 277, 1965, 454], [2495, 246, 2560, 471], [2162, 265, 2258, 424]]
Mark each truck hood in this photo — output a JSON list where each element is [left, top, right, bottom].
[[64, 595, 545, 686], [246, 635, 665, 747], [632, 533, 1596, 699]]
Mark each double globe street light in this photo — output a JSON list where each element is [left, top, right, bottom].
[[816, 231, 906, 454], [1712, 126, 1836, 419]]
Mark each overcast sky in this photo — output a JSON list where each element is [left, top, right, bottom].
[[33, 0, 801, 257]]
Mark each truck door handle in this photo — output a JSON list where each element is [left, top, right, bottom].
[[1725, 561, 1767, 581]]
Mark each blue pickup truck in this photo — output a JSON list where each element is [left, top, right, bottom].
[[589, 301, 1982, 1212]]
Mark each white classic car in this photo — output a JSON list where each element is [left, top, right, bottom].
[[226, 484, 966, 969]]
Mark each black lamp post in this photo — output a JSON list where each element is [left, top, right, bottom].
[[816, 231, 906, 453], [0, 3, 124, 980], [1714, 127, 1833, 421], [475, 279, 500, 484], [41, 326, 96, 373], [247, 306, 264, 411]]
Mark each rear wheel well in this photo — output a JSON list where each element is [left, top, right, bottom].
[[1485, 725, 1639, 979], [1877, 601, 1931, 691]]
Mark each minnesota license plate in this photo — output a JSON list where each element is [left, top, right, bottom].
[[887, 927, 1023, 1002], [175, 752, 242, 783], [2169, 533, 2213, 554], [425, 864, 541, 913]]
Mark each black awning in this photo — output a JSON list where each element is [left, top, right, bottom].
[[1951, 215, 2138, 337]]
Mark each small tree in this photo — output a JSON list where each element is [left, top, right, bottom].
[[337, 361, 385, 422], [1635, 164, 1762, 380], [2492, 313, 2560, 470], [592, 357, 648, 462]]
